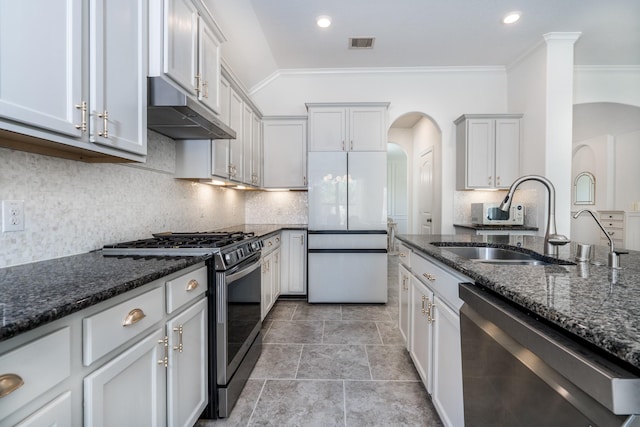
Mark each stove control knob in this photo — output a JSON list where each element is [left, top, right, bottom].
[[225, 253, 232, 262]]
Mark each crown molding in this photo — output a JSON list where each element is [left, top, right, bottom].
[[249, 65, 506, 95]]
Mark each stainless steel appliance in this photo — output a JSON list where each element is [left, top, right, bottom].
[[459, 283, 640, 426], [103, 231, 262, 419], [471, 202, 524, 225], [307, 151, 388, 303]]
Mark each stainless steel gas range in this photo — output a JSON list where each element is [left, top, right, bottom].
[[103, 231, 263, 419]]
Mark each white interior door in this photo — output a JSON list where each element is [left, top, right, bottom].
[[418, 149, 433, 234]]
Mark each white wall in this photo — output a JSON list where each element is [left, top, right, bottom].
[[0, 132, 247, 267], [251, 68, 508, 233], [575, 67, 640, 108]]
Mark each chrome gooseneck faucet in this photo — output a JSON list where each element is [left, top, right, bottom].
[[499, 175, 570, 255], [573, 209, 624, 268]]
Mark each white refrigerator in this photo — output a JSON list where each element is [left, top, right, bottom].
[[307, 151, 388, 303]]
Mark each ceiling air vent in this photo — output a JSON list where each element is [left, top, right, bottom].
[[349, 37, 375, 49]]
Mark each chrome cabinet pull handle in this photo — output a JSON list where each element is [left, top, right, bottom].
[[341, 140, 345, 151], [158, 336, 168, 367], [173, 325, 184, 353], [202, 80, 209, 98], [186, 279, 199, 291], [75, 101, 87, 131], [350, 140, 353, 150], [98, 111, 109, 138], [122, 308, 146, 327], [0, 374, 24, 398]]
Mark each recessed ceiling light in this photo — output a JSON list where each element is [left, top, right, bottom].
[[503, 12, 521, 24], [316, 15, 331, 28]]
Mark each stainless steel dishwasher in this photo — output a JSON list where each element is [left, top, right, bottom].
[[459, 283, 640, 427]]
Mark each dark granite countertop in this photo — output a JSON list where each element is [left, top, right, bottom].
[[0, 225, 307, 344], [0, 252, 208, 343], [216, 224, 308, 238], [454, 223, 539, 231], [396, 234, 640, 371]]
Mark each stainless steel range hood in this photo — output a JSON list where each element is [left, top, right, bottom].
[[147, 77, 236, 140]]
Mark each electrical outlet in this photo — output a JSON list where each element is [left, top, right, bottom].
[[2, 200, 25, 232]]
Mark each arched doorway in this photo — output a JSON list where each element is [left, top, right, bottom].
[[388, 112, 442, 235]]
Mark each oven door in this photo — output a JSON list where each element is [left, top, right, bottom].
[[216, 252, 262, 385]]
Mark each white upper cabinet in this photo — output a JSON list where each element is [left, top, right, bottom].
[[150, 0, 224, 114], [0, 0, 83, 138], [307, 103, 389, 152], [251, 114, 262, 186], [228, 89, 244, 182], [0, 0, 147, 161], [161, 0, 198, 96], [198, 19, 222, 113], [455, 114, 522, 190], [90, 0, 148, 155], [262, 117, 307, 189]]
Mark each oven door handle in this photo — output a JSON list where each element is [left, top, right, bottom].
[[225, 253, 262, 282]]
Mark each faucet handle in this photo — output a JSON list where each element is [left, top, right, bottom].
[[548, 234, 570, 245]]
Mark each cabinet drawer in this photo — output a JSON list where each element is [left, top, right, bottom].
[[83, 287, 164, 366], [410, 253, 464, 311], [599, 212, 624, 222], [0, 328, 71, 416], [262, 233, 281, 254], [166, 266, 207, 314], [398, 243, 411, 268]]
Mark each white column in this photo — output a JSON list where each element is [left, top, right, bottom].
[[543, 32, 581, 237]]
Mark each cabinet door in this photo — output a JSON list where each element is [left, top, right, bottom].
[[349, 106, 387, 151], [262, 119, 308, 189], [273, 248, 281, 300], [164, 0, 198, 96], [494, 119, 520, 188], [242, 105, 253, 184], [261, 253, 273, 320], [307, 152, 348, 230], [90, 0, 147, 155], [409, 276, 433, 393], [228, 90, 244, 182], [198, 17, 221, 114], [308, 107, 347, 151], [84, 329, 167, 427], [15, 392, 72, 427], [212, 77, 231, 179], [398, 264, 411, 346], [0, 0, 84, 138], [465, 119, 495, 188], [432, 296, 464, 427], [251, 114, 262, 186], [281, 231, 307, 295], [167, 299, 208, 427]]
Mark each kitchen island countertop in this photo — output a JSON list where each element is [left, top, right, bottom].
[[396, 233, 640, 372]]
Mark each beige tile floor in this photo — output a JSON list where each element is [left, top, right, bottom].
[[197, 255, 444, 426]]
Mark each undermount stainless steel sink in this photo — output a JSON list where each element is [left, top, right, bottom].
[[439, 246, 549, 265]]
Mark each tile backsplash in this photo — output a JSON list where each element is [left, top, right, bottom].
[[0, 132, 248, 267]]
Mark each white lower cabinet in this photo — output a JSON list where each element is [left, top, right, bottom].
[[84, 329, 167, 427], [402, 249, 467, 427], [15, 391, 73, 427], [409, 274, 434, 393], [261, 233, 281, 319], [280, 230, 307, 295], [0, 262, 208, 427], [166, 299, 208, 427], [398, 263, 411, 347], [432, 295, 464, 427]]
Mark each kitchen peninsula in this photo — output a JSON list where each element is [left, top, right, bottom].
[[398, 233, 640, 425]]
